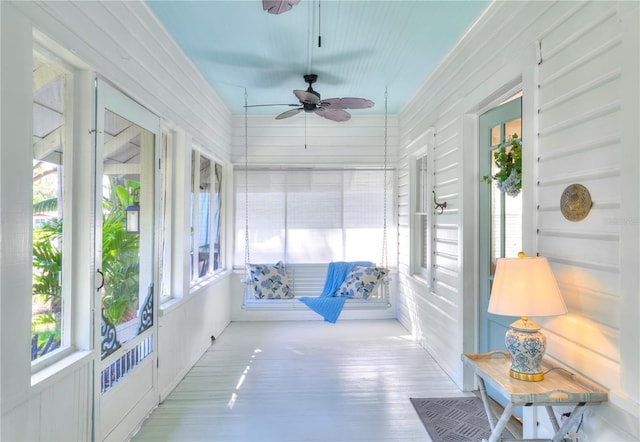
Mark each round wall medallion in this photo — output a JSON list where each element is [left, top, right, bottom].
[[560, 184, 592, 222]]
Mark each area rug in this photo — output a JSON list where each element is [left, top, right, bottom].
[[410, 397, 514, 442]]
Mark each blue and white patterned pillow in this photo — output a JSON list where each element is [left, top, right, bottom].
[[249, 261, 294, 299], [335, 266, 387, 299]]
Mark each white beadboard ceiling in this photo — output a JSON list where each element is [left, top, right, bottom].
[[145, 0, 489, 118]]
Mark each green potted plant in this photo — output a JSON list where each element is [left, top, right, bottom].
[[483, 133, 522, 197]]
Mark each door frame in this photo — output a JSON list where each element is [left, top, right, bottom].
[[478, 96, 522, 355], [92, 78, 161, 441]]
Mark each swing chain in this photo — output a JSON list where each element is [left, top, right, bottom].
[[381, 88, 389, 270], [244, 89, 250, 272]]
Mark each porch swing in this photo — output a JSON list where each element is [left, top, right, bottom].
[[241, 89, 391, 321]]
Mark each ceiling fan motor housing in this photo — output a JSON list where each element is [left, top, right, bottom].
[[303, 74, 321, 111], [252, 73, 372, 121], [303, 102, 318, 112]]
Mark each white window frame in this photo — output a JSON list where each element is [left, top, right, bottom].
[[411, 131, 434, 283], [29, 35, 94, 378], [189, 146, 224, 287], [31, 47, 75, 371]]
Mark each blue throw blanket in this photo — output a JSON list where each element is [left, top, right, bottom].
[[299, 261, 372, 323]]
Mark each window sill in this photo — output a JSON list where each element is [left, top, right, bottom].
[[160, 270, 231, 316], [190, 269, 231, 294], [31, 349, 93, 391], [159, 296, 184, 316], [410, 273, 431, 288]]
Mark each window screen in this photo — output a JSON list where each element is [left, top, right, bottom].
[[234, 168, 394, 266]]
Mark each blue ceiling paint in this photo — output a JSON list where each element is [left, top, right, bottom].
[[146, 0, 489, 116]]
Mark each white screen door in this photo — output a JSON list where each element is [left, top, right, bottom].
[[93, 79, 160, 441]]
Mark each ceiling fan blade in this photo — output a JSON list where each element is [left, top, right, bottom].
[[275, 108, 303, 120], [320, 97, 375, 110], [314, 108, 351, 122], [262, 0, 300, 15], [294, 90, 320, 104], [245, 103, 300, 108]]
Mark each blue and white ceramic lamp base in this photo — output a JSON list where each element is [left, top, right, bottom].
[[505, 317, 546, 381]]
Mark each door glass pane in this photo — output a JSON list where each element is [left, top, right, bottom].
[[504, 118, 521, 142], [100, 109, 153, 351], [490, 117, 522, 273], [490, 183, 502, 275], [32, 53, 67, 360], [490, 125, 501, 146]]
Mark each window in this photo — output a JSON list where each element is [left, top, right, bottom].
[[190, 148, 223, 283], [31, 51, 72, 363], [234, 168, 395, 266], [413, 152, 432, 281]]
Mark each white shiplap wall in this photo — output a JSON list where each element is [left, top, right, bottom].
[[231, 114, 398, 166], [1, 2, 234, 441], [396, 1, 639, 440]]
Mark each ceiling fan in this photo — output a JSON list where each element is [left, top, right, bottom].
[[262, 0, 300, 15], [248, 74, 374, 122]]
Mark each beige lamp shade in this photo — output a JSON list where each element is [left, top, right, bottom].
[[488, 256, 567, 317]]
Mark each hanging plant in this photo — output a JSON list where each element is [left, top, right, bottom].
[[482, 133, 522, 197]]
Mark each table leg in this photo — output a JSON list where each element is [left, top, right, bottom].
[[552, 403, 587, 442], [477, 376, 498, 431], [488, 401, 516, 442], [545, 406, 560, 433]]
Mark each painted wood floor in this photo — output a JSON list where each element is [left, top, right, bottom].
[[132, 320, 472, 442]]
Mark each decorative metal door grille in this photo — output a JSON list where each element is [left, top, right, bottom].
[[101, 335, 153, 394]]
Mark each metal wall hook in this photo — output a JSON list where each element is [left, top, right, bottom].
[[432, 190, 447, 215]]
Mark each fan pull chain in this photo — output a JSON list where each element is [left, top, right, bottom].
[[318, 0, 322, 47]]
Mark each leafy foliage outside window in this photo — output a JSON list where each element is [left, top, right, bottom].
[[101, 178, 140, 326], [31, 177, 141, 360], [32, 157, 64, 360], [32, 216, 62, 360]]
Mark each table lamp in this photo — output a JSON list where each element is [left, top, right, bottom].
[[488, 253, 567, 381]]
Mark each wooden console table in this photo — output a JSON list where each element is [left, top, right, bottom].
[[462, 351, 608, 442]]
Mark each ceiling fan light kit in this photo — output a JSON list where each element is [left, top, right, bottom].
[[247, 73, 374, 122]]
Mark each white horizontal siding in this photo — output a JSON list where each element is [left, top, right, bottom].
[[396, 1, 638, 439], [535, 1, 624, 393], [231, 114, 398, 166]]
